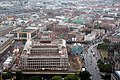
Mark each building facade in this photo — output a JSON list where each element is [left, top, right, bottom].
[[11, 28, 38, 40], [51, 25, 69, 35], [20, 39, 69, 71]]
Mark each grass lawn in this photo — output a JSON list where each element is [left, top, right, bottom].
[[99, 50, 108, 60]]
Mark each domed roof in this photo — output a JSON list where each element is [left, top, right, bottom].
[[72, 44, 83, 55]]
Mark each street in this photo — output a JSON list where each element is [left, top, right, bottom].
[[0, 46, 14, 70], [83, 42, 103, 80], [0, 41, 22, 71]]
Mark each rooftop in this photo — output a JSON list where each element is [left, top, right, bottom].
[[19, 29, 35, 33], [114, 71, 120, 80], [0, 37, 9, 46], [72, 43, 83, 55], [22, 39, 68, 58], [0, 25, 13, 31], [72, 18, 85, 25]]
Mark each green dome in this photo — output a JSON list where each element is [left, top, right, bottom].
[[72, 19, 85, 24], [72, 44, 83, 55]]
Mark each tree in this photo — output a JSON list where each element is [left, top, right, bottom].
[[16, 71, 24, 80], [29, 76, 42, 80], [103, 39, 110, 43], [97, 59, 103, 64], [97, 43, 110, 50], [51, 76, 62, 80], [2, 72, 13, 79], [79, 71, 91, 80], [64, 74, 79, 80], [98, 63, 112, 73]]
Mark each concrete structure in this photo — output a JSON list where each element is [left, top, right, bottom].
[[92, 29, 105, 36], [20, 39, 69, 71], [3, 55, 15, 70], [84, 33, 96, 41], [107, 32, 120, 43], [37, 31, 54, 39], [10, 27, 38, 40], [0, 25, 13, 36], [111, 71, 120, 80], [0, 34, 14, 55]]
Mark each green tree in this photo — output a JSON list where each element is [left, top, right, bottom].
[[98, 63, 112, 73], [103, 39, 110, 43], [97, 43, 109, 50], [51, 76, 62, 80], [64, 74, 79, 80], [97, 59, 103, 64], [16, 71, 24, 80], [29, 76, 42, 80], [2, 72, 13, 79], [79, 71, 91, 80]]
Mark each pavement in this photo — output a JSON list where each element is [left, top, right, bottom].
[[83, 42, 103, 80]]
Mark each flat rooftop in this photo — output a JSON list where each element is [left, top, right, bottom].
[[12, 28, 36, 33], [0, 37, 9, 46], [22, 39, 68, 58], [0, 25, 13, 31], [5, 34, 14, 37], [27, 54, 67, 58], [0, 34, 14, 46], [114, 71, 120, 80], [19, 29, 35, 32]]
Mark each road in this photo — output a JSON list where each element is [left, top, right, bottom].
[[0, 41, 22, 71], [83, 42, 103, 80], [0, 46, 14, 70]]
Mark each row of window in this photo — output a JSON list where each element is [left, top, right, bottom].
[[22, 59, 67, 62], [22, 62, 68, 66], [26, 60, 67, 63], [22, 65, 68, 69], [31, 52, 58, 54], [31, 51, 58, 53]]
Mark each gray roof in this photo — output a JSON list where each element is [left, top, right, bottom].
[[0, 26, 13, 31], [114, 71, 120, 80], [0, 37, 9, 46], [5, 34, 14, 37]]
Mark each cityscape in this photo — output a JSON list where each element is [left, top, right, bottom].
[[0, 0, 120, 80]]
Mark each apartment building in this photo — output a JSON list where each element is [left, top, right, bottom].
[[51, 25, 69, 35], [20, 39, 69, 71]]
